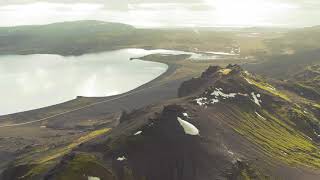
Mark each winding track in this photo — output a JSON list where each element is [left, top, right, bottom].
[[0, 81, 166, 128]]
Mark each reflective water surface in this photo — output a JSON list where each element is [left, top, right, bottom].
[[0, 49, 169, 115]]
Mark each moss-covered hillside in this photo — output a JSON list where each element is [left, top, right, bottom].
[[2, 65, 320, 180]]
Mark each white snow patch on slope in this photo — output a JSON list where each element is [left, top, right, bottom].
[[238, 93, 249, 97], [307, 136, 313, 141], [210, 88, 237, 98], [117, 156, 126, 161], [195, 88, 244, 107], [134, 131, 142, 136], [183, 112, 189, 118], [228, 150, 234, 156], [210, 99, 220, 104], [195, 97, 208, 107], [255, 112, 265, 120], [88, 176, 100, 180], [177, 117, 199, 136], [251, 92, 262, 106]]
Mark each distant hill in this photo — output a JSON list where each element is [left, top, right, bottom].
[[0, 20, 135, 33], [245, 49, 320, 78], [265, 25, 320, 54], [0, 20, 137, 55], [243, 25, 320, 81], [0, 20, 234, 56], [244, 49, 320, 101]]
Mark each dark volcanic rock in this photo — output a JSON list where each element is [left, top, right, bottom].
[[112, 105, 209, 180], [178, 66, 221, 97], [178, 65, 244, 97], [200, 66, 222, 79]]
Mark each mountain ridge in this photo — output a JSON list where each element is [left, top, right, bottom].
[[3, 64, 319, 180]]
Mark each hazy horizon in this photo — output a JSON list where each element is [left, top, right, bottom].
[[1, 0, 320, 28]]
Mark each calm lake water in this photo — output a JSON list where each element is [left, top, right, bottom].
[[0, 48, 234, 115], [0, 49, 170, 115]]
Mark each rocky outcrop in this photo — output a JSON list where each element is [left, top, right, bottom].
[[178, 64, 244, 97], [112, 105, 205, 180]]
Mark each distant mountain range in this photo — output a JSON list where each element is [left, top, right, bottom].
[[244, 48, 320, 102], [265, 25, 320, 54], [0, 20, 234, 56], [0, 20, 137, 55]]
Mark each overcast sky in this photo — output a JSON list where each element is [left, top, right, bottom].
[[0, 0, 319, 27]]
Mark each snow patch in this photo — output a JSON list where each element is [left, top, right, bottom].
[[195, 97, 208, 107], [117, 156, 126, 161], [183, 112, 189, 118], [88, 176, 100, 180], [210, 89, 237, 98], [177, 117, 199, 136], [307, 136, 313, 141], [194, 88, 242, 107], [134, 131, 142, 136], [251, 92, 262, 106], [228, 150, 234, 156], [238, 93, 249, 97], [210, 99, 220, 104], [255, 112, 265, 120]]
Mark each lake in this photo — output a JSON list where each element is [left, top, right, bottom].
[[0, 48, 234, 115], [0, 49, 171, 115]]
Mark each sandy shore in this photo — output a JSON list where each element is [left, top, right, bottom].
[[0, 54, 181, 126]]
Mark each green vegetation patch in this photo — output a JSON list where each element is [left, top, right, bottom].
[[12, 128, 111, 179], [227, 160, 269, 180], [313, 103, 320, 109], [38, 128, 110, 164], [229, 106, 320, 169], [286, 82, 320, 101], [244, 75, 290, 101], [54, 153, 114, 180]]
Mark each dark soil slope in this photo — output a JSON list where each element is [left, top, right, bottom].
[[2, 65, 320, 180]]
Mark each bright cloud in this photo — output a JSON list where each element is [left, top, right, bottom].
[[0, 0, 318, 27], [0, 2, 107, 26], [205, 0, 299, 26]]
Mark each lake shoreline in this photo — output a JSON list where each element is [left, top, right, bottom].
[[0, 49, 171, 116], [0, 52, 178, 121]]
